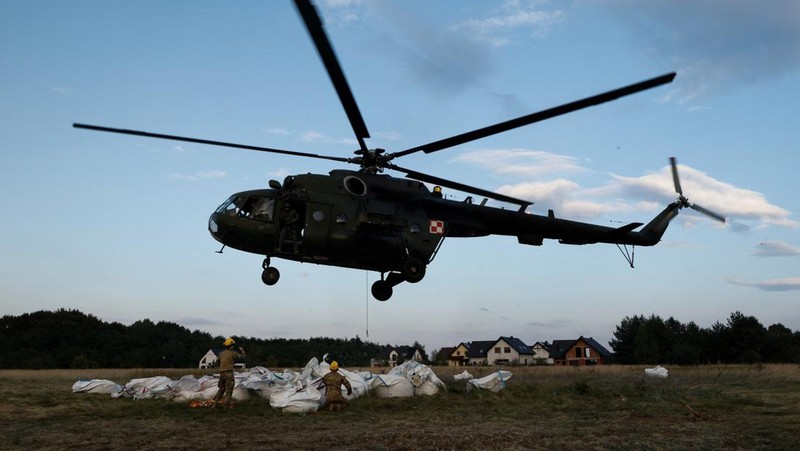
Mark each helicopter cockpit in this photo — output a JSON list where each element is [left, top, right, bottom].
[[216, 194, 276, 221], [209, 191, 283, 257]]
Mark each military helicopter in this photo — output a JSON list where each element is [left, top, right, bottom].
[[74, 0, 725, 301]]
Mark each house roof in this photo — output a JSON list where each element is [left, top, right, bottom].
[[466, 341, 496, 358], [547, 336, 612, 358], [495, 336, 533, 355], [584, 337, 612, 357], [547, 340, 575, 358], [438, 347, 456, 359]]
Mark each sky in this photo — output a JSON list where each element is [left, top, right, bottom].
[[1, 0, 798, 355]]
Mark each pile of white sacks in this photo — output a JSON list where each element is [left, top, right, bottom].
[[73, 357, 511, 413]]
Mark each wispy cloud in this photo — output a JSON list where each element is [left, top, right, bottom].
[[754, 240, 800, 257], [300, 130, 358, 146], [728, 277, 800, 292], [268, 168, 291, 180], [264, 127, 291, 136], [454, 149, 585, 177], [48, 85, 74, 94], [450, 0, 565, 47], [169, 170, 227, 181]]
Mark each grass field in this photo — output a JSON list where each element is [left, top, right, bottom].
[[1, 364, 798, 450]]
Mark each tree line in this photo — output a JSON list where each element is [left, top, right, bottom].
[[3, 309, 799, 369], [610, 311, 800, 364], [0, 309, 391, 369]]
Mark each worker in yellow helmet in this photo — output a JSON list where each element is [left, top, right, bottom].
[[213, 337, 246, 407], [321, 360, 352, 411]]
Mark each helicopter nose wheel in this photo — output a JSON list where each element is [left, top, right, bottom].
[[261, 256, 280, 286], [262, 267, 280, 286], [401, 258, 426, 283]]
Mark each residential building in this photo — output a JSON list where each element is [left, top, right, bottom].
[[548, 336, 612, 366]]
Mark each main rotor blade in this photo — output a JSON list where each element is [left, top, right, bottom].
[[391, 72, 676, 159], [294, 0, 370, 153], [390, 163, 533, 209], [690, 203, 726, 223], [669, 156, 683, 196], [73, 123, 352, 163]]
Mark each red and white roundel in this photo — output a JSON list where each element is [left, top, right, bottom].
[[429, 219, 444, 235]]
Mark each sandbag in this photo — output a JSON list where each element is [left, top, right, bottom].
[[467, 370, 512, 392], [269, 382, 321, 413], [453, 370, 473, 382], [644, 365, 669, 378], [124, 376, 174, 399], [369, 374, 415, 398], [72, 379, 122, 394]]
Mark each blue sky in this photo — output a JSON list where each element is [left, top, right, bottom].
[[1, 0, 798, 354]]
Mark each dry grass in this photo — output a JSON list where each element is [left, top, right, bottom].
[[1, 364, 799, 450]]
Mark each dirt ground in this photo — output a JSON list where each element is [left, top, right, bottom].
[[1, 365, 798, 450]]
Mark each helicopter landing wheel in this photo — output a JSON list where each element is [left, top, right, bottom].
[[371, 280, 393, 301], [402, 258, 426, 283], [261, 267, 280, 286]]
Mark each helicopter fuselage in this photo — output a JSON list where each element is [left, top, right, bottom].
[[208, 169, 677, 278]]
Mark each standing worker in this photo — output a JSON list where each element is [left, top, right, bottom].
[[321, 361, 352, 411], [213, 337, 246, 407]]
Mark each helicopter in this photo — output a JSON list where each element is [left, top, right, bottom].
[[73, 0, 725, 301]]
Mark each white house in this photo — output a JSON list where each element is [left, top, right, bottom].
[[486, 336, 534, 365]]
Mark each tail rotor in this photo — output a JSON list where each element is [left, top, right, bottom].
[[669, 157, 726, 223]]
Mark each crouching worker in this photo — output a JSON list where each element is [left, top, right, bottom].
[[321, 361, 352, 412], [213, 337, 245, 407]]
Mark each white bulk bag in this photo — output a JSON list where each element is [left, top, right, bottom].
[[467, 371, 512, 392], [644, 365, 669, 378], [72, 379, 123, 395]]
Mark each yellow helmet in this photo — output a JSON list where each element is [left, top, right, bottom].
[[330, 361, 339, 371], [223, 337, 236, 347]]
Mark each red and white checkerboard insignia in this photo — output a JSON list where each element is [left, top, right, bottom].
[[429, 219, 444, 235]]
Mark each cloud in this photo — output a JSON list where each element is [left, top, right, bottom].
[[728, 277, 800, 292], [454, 149, 586, 177], [48, 85, 74, 94], [169, 170, 227, 181], [300, 130, 358, 146], [268, 168, 291, 180], [754, 240, 800, 257], [458, 149, 796, 227], [601, 0, 800, 102], [605, 164, 796, 227], [264, 127, 290, 136], [450, 0, 566, 47]]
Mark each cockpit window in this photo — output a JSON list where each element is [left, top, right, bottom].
[[244, 196, 275, 221], [216, 195, 243, 216], [216, 195, 275, 221]]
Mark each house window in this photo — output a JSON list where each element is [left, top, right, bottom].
[[494, 347, 501, 354], [504, 347, 511, 353], [585, 348, 591, 358], [575, 347, 582, 358]]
